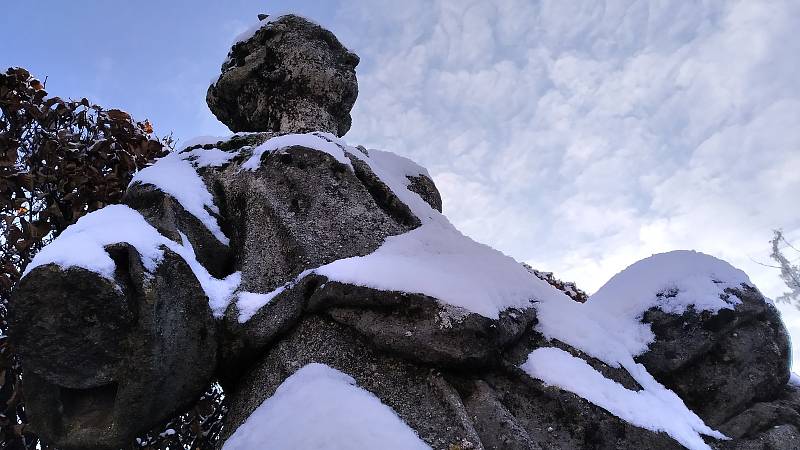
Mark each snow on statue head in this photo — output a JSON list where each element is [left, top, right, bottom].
[[207, 14, 360, 137]]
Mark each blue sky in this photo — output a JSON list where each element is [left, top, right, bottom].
[[3, 0, 799, 366]]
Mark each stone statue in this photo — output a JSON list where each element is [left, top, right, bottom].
[[9, 15, 799, 450], [207, 14, 359, 137]]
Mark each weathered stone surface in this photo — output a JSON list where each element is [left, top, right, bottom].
[[221, 276, 534, 379], [216, 145, 414, 295], [11, 248, 217, 449], [219, 275, 321, 382], [207, 15, 359, 136], [462, 380, 540, 450], [407, 174, 443, 212], [220, 314, 688, 450], [637, 286, 791, 426], [467, 371, 684, 450], [717, 388, 800, 440], [308, 281, 536, 368], [221, 315, 485, 450], [717, 424, 799, 450], [123, 183, 233, 278], [215, 140, 430, 376], [11, 266, 133, 391]]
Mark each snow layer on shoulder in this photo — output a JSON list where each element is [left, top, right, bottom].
[[319, 133, 434, 221], [313, 134, 566, 318], [313, 221, 562, 319], [241, 132, 353, 171], [223, 363, 430, 450], [522, 347, 724, 450], [134, 132, 359, 248], [237, 133, 567, 320], [130, 147, 237, 245], [22, 205, 240, 316]]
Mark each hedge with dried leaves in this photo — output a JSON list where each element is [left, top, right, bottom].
[[0, 67, 225, 450]]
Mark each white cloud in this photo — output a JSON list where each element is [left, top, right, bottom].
[[335, 0, 800, 367]]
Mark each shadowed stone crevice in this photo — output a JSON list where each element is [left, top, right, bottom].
[[306, 281, 537, 369], [348, 154, 422, 227], [123, 183, 234, 279]]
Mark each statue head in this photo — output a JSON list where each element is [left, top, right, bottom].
[[207, 14, 360, 137]]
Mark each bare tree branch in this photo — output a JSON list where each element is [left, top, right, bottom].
[[770, 229, 800, 309]]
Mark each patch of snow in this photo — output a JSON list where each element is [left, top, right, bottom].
[[181, 147, 239, 168], [522, 347, 725, 450], [241, 132, 353, 171], [235, 289, 285, 323], [242, 216, 564, 321], [536, 250, 755, 366], [790, 372, 800, 387], [534, 295, 653, 368], [242, 222, 554, 321], [173, 232, 241, 316], [312, 221, 561, 319], [131, 148, 237, 245], [318, 132, 434, 222], [22, 205, 240, 317], [590, 250, 750, 316], [231, 16, 279, 46], [223, 363, 430, 450], [23, 205, 167, 279]]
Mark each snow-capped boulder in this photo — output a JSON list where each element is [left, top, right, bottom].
[[583, 250, 792, 428], [638, 285, 791, 426], [206, 15, 359, 136]]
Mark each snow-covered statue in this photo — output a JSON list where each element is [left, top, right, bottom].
[[10, 14, 799, 450]]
